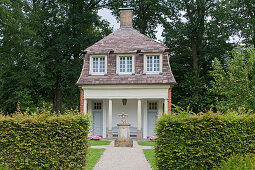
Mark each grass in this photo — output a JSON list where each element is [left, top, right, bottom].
[[88, 140, 111, 146], [143, 149, 156, 170], [218, 153, 255, 170], [137, 141, 155, 146], [86, 148, 105, 170]]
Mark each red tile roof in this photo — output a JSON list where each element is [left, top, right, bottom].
[[85, 28, 169, 54]]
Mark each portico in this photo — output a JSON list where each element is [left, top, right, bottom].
[[79, 85, 172, 139]]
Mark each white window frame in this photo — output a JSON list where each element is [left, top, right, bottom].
[[90, 55, 107, 75], [144, 53, 163, 74], [116, 54, 135, 75]]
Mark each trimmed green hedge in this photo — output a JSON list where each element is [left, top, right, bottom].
[[218, 153, 255, 170], [0, 111, 90, 169], [155, 112, 255, 169]]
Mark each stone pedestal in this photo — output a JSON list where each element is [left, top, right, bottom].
[[114, 123, 133, 147]]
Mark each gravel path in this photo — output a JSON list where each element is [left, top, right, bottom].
[[91, 141, 153, 170]]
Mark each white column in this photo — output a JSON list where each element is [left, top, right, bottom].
[[107, 99, 113, 139], [158, 100, 163, 116], [143, 100, 148, 139], [137, 99, 142, 130], [84, 98, 87, 115], [102, 100, 106, 138], [137, 99, 142, 139], [164, 98, 168, 114], [88, 100, 92, 136], [108, 99, 112, 131]]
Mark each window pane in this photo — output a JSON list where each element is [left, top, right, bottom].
[[147, 55, 160, 72], [92, 57, 104, 73], [120, 56, 132, 73]]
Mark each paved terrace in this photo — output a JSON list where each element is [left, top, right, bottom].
[[90, 141, 153, 170]]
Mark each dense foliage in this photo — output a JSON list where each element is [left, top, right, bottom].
[[0, 109, 90, 169], [218, 153, 255, 170], [210, 46, 255, 112], [0, 0, 254, 113], [0, 0, 111, 113], [155, 112, 255, 169]]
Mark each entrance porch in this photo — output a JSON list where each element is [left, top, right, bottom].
[[80, 85, 172, 139]]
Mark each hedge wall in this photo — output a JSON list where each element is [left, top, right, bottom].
[[155, 112, 255, 169], [0, 112, 90, 169]]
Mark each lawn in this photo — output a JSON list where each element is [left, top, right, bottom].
[[143, 149, 156, 170], [88, 140, 111, 146], [137, 141, 155, 146], [86, 148, 105, 170]]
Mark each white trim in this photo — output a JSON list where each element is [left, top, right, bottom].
[[81, 85, 171, 99], [144, 53, 163, 74], [89, 54, 107, 75], [82, 84, 171, 89], [116, 54, 135, 75]]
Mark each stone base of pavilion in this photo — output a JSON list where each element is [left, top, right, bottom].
[[114, 123, 133, 147], [114, 139, 133, 147]]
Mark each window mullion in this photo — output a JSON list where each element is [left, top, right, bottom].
[[125, 57, 127, 72], [152, 56, 154, 72], [98, 58, 100, 72]]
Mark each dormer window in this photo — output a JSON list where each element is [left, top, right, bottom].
[[90, 55, 107, 75], [117, 54, 135, 74], [144, 54, 162, 74]]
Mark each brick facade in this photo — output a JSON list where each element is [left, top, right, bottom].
[[168, 88, 172, 113], [76, 52, 175, 85], [80, 88, 84, 113]]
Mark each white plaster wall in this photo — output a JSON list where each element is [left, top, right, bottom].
[[83, 84, 171, 99], [112, 99, 138, 129]]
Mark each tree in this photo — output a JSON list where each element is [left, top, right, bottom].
[[0, 0, 41, 112], [107, 0, 163, 38], [210, 46, 255, 112], [162, 0, 233, 112], [0, 0, 111, 113], [216, 0, 255, 47]]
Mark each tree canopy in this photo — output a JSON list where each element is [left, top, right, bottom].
[[0, 0, 254, 113]]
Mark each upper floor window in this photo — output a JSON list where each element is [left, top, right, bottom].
[[144, 54, 162, 74], [117, 55, 134, 74], [90, 55, 107, 75], [120, 56, 132, 73], [147, 55, 160, 72]]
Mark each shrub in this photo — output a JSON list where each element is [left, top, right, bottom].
[[0, 109, 90, 169], [155, 111, 255, 169], [148, 136, 158, 140], [90, 135, 102, 140], [210, 46, 255, 112], [218, 153, 255, 170]]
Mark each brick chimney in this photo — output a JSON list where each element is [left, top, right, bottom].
[[119, 8, 134, 28]]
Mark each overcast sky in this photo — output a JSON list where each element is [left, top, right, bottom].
[[98, 8, 164, 42]]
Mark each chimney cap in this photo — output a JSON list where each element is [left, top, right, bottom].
[[119, 7, 134, 10]]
